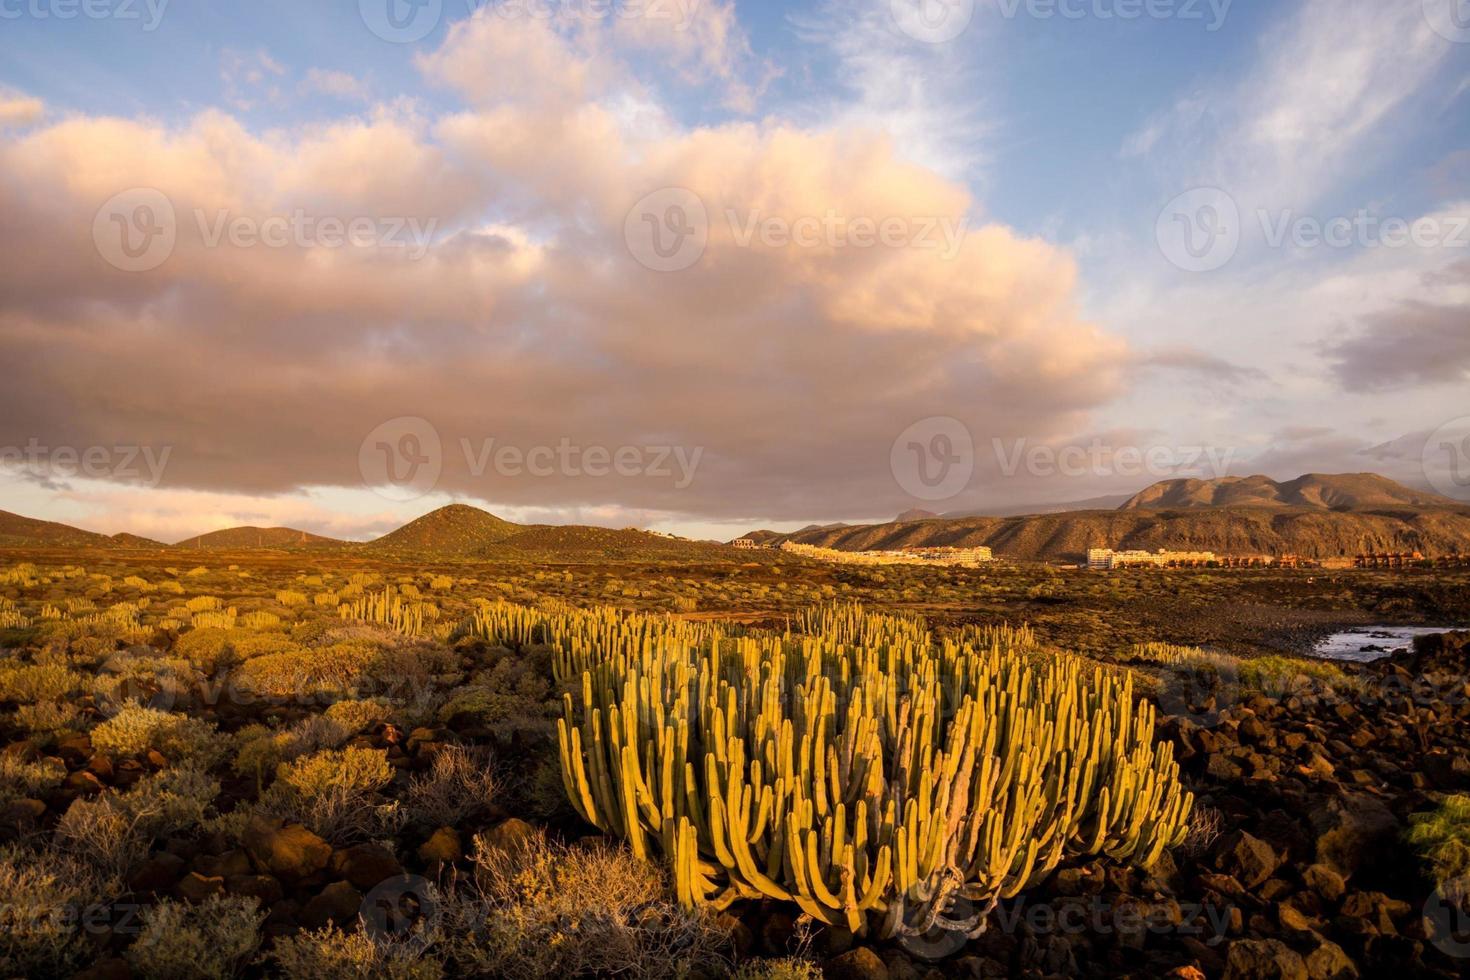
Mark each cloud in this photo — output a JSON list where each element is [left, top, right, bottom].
[[1327, 257, 1470, 390], [221, 49, 288, 111], [0, 6, 1130, 527], [1138, 346, 1268, 384], [303, 69, 371, 103], [0, 88, 43, 129]]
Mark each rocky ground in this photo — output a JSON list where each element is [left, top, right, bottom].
[[791, 631, 1470, 980], [5, 626, 1468, 978]]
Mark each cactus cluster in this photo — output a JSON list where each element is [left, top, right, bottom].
[[556, 603, 1192, 939], [337, 588, 437, 636]]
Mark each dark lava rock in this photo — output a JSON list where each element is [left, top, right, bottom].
[[1224, 938, 1308, 979], [825, 947, 890, 980]]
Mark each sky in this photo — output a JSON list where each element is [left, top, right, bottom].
[[0, 0, 1468, 543]]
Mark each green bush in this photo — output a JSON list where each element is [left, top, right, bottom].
[[1408, 795, 1470, 885]]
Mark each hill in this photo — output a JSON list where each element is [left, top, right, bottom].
[[110, 533, 168, 549], [364, 504, 522, 557], [365, 504, 729, 560], [173, 527, 347, 551], [1120, 473, 1456, 511], [0, 510, 121, 549]]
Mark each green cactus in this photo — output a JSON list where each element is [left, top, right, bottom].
[[543, 601, 1193, 939]]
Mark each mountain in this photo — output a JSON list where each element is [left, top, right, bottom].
[[895, 509, 938, 523], [770, 474, 1470, 562], [1120, 473, 1457, 511], [173, 527, 347, 551], [364, 504, 522, 557], [0, 510, 119, 549], [939, 494, 1134, 519]]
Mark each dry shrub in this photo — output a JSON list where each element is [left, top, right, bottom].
[[259, 747, 401, 844], [89, 704, 226, 767], [0, 846, 122, 977], [441, 833, 729, 979], [125, 894, 263, 980], [57, 767, 220, 878], [268, 926, 444, 980], [405, 744, 499, 828], [731, 959, 823, 980]]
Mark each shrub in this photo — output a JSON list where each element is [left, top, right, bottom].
[[442, 833, 729, 979], [0, 752, 67, 803], [57, 768, 220, 878], [1408, 795, 1470, 885], [232, 642, 376, 700], [406, 744, 499, 828], [731, 959, 823, 980], [268, 926, 444, 980], [11, 700, 83, 743], [276, 746, 392, 798], [0, 662, 85, 703], [0, 846, 121, 977], [126, 895, 263, 980], [261, 747, 400, 843], [89, 704, 226, 767], [323, 699, 393, 735]]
